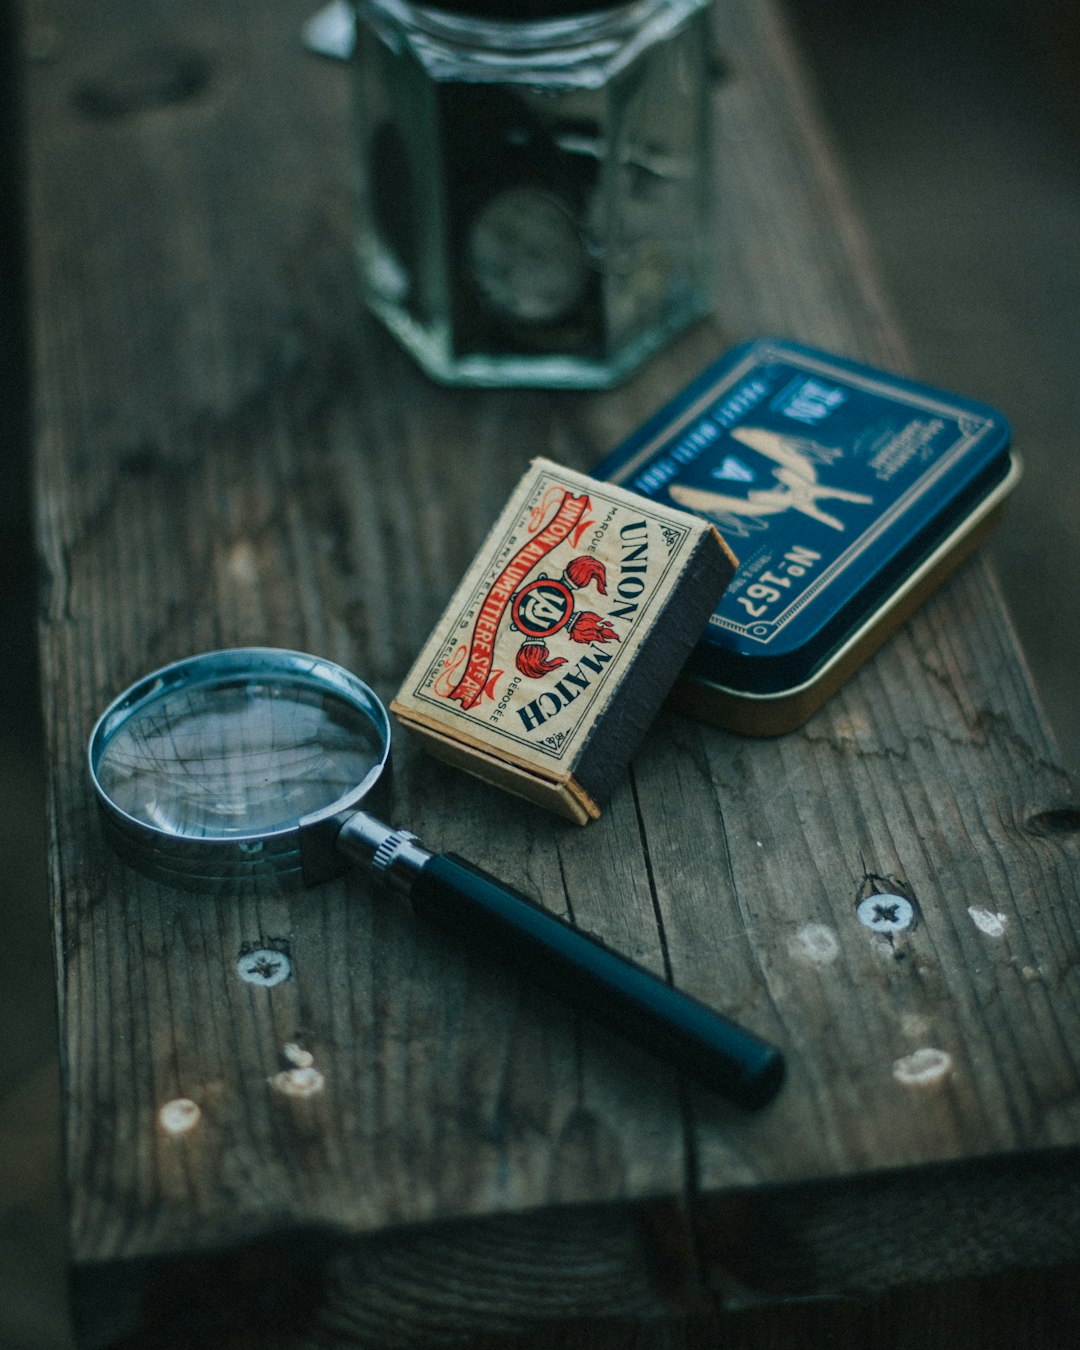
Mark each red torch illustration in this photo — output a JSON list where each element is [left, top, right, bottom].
[[512, 554, 620, 678]]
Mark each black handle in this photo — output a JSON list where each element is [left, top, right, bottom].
[[411, 853, 784, 1109]]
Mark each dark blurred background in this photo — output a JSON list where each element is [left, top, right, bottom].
[[787, 0, 1080, 782], [1, 1, 1077, 1346]]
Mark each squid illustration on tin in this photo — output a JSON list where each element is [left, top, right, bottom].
[[669, 426, 873, 532]]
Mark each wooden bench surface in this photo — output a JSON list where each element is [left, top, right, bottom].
[[26, 0, 1080, 1344]]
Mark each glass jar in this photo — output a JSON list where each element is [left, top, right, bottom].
[[350, 0, 715, 388]]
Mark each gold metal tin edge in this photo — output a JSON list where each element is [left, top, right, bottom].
[[672, 453, 1022, 737]]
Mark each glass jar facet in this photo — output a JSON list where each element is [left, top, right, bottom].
[[352, 0, 715, 387]]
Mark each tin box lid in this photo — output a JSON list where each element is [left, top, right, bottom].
[[592, 339, 1012, 694]]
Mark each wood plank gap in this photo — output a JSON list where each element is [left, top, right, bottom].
[[628, 770, 675, 989], [628, 766, 711, 1308]]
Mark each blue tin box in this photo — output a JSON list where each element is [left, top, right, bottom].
[[592, 338, 1019, 734]]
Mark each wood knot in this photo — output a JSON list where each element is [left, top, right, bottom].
[[1026, 807, 1080, 839], [72, 46, 212, 120]]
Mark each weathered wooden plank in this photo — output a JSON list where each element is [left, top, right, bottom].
[[681, 0, 1080, 1171], [30, 0, 690, 1306], [633, 0, 1080, 1295], [25, 0, 1080, 1343]]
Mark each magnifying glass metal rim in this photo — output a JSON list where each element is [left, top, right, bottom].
[[88, 647, 392, 888]]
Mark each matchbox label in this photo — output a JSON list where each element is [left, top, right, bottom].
[[394, 460, 695, 772]]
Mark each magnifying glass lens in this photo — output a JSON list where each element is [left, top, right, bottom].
[[95, 677, 385, 839]]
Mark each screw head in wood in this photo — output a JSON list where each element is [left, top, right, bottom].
[[236, 948, 292, 987], [856, 893, 915, 934]]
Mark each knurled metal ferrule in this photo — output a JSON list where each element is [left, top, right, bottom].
[[335, 812, 434, 894], [372, 828, 420, 877]]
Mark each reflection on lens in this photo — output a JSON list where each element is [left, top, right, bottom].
[[95, 677, 384, 839]]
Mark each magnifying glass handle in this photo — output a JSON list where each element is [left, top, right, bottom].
[[336, 815, 784, 1109]]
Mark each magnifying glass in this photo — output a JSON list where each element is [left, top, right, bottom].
[[89, 648, 784, 1108]]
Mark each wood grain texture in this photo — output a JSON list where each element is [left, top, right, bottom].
[[24, 0, 1080, 1344]]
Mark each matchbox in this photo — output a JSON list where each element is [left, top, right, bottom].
[[391, 457, 737, 824]]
